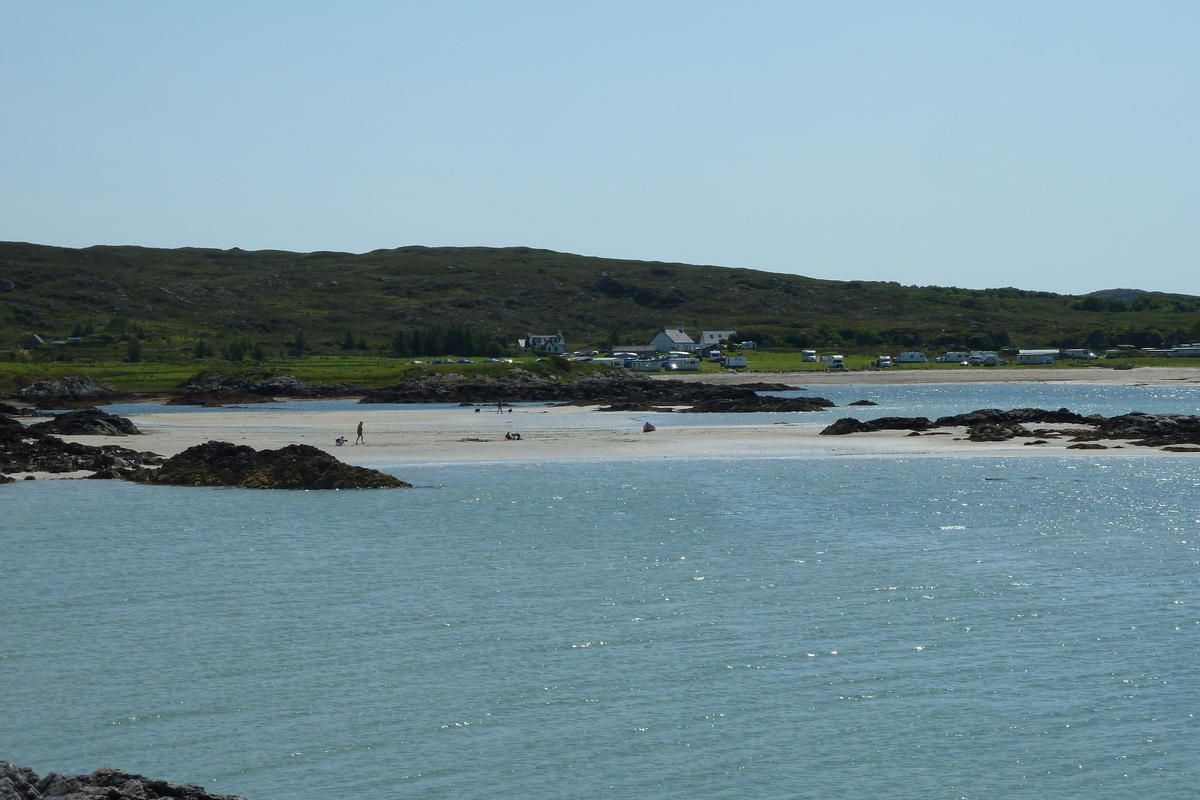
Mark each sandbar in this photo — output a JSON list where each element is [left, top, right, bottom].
[[40, 403, 1172, 471]]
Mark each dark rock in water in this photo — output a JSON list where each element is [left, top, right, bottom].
[[848, 399, 878, 406], [598, 402, 673, 412], [0, 760, 250, 800], [0, 473, 13, 484], [681, 396, 834, 413], [139, 441, 410, 489], [821, 406, 1200, 451], [1096, 412, 1200, 446], [821, 416, 932, 435], [27, 407, 141, 436], [12, 376, 117, 407], [933, 408, 1088, 427], [1067, 442, 1109, 450]]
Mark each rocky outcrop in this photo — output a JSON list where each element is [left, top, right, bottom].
[[820, 416, 932, 435], [680, 395, 834, 413], [931, 408, 1090, 427], [0, 761, 249, 800], [136, 441, 410, 489], [966, 422, 1033, 441], [27, 407, 141, 436], [0, 413, 161, 476], [12, 376, 117, 407], [360, 371, 798, 409], [169, 372, 361, 405], [819, 407, 1200, 450], [1094, 412, 1200, 446]]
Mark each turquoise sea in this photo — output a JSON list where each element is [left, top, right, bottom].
[[4, 383, 1199, 799]]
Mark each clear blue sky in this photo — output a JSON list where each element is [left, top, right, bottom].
[[2, 1, 1197, 295]]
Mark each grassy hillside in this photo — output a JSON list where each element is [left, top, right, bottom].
[[2, 241, 1198, 364]]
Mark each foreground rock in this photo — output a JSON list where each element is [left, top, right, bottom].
[[361, 371, 803, 410], [1, 413, 161, 477], [0, 761, 248, 800], [27, 407, 141, 436], [820, 407, 1200, 450], [135, 441, 411, 489]]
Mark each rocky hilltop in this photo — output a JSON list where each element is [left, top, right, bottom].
[[0, 761, 248, 800]]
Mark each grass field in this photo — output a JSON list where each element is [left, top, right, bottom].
[[4, 351, 1199, 396]]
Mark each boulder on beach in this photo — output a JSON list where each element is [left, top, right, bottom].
[[820, 416, 933, 435], [27, 407, 141, 436], [137, 441, 411, 489]]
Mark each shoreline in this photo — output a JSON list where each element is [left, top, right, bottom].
[[652, 365, 1200, 386], [20, 403, 1179, 478]]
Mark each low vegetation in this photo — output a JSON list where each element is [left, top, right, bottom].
[[2, 241, 1198, 394]]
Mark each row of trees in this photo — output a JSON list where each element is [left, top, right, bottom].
[[390, 326, 508, 357]]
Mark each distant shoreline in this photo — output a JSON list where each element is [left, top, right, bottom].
[[653, 365, 1200, 386]]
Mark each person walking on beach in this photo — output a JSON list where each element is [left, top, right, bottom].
[[356, 420, 365, 444]]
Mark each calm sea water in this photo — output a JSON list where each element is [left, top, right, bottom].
[[4, 384, 1200, 799]]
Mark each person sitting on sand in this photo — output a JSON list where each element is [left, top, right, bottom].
[[505, 432, 513, 440], [335, 436, 347, 446]]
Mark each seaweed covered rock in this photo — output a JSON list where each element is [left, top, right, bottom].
[[139, 441, 410, 489], [27, 407, 141, 436], [1096, 412, 1200, 446], [0, 417, 161, 476], [0, 760, 249, 800], [820, 416, 933, 435], [680, 395, 834, 413], [966, 422, 1033, 441], [933, 407, 1088, 427]]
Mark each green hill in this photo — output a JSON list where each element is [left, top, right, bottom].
[[2, 241, 1198, 361]]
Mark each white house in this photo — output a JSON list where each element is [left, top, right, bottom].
[[649, 327, 697, 353], [520, 331, 566, 353], [698, 330, 737, 347]]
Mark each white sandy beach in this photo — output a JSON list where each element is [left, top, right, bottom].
[[107, 404, 1170, 467]]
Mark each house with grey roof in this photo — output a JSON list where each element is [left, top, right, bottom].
[[649, 326, 697, 353]]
